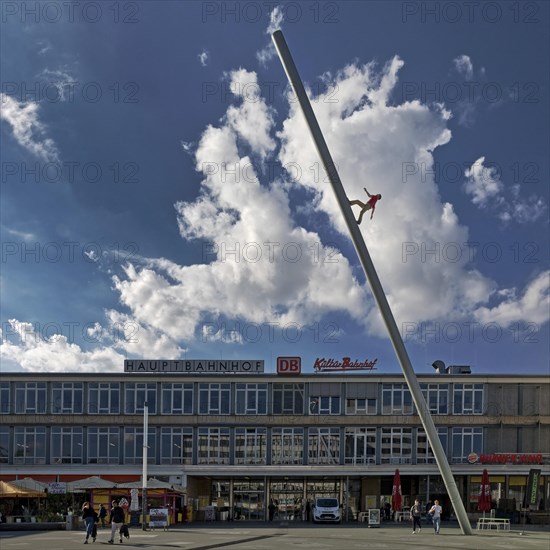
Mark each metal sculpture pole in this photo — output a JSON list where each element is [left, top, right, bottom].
[[272, 29, 472, 535]]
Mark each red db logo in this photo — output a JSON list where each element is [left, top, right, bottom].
[[277, 357, 301, 375]]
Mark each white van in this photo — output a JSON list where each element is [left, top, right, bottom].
[[312, 497, 341, 524]]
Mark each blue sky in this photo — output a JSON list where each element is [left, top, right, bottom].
[[1, 1, 548, 375]]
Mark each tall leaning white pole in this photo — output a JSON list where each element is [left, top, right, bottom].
[[272, 29, 472, 535]]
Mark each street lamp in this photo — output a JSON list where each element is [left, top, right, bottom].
[[142, 401, 149, 531]]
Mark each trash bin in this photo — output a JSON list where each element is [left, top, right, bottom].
[[219, 511, 228, 521], [66, 513, 73, 530]]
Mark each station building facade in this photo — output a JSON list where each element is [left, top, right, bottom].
[[0, 361, 548, 522]]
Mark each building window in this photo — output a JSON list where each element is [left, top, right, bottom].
[[453, 384, 484, 414], [308, 428, 340, 464], [236, 384, 267, 415], [197, 427, 230, 464], [14, 427, 46, 464], [452, 427, 483, 463], [0, 427, 9, 463], [380, 427, 413, 464], [345, 398, 377, 415], [344, 427, 376, 464], [0, 383, 11, 414], [124, 383, 157, 414], [160, 428, 193, 464], [382, 384, 413, 415], [234, 428, 267, 464], [15, 383, 46, 414], [123, 428, 156, 464], [161, 384, 193, 415], [51, 427, 83, 464], [420, 384, 448, 415], [416, 428, 448, 464], [198, 384, 230, 415], [272, 384, 304, 414], [271, 427, 304, 465], [309, 396, 340, 415], [87, 427, 120, 464], [52, 383, 84, 414], [88, 383, 120, 414]]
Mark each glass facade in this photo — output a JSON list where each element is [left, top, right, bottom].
[[1, 376, 547, 477], [344, 427, 376, 464], [15, 383, 46, 414], [52, 383, 84, 414], [87, 427, 120, 464], [51, 427, 83, 463], [88, 382, 120, 414]]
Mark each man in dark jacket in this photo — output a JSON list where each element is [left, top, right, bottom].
[[108, 500, 125, 544], [410, 499, 422, 534]]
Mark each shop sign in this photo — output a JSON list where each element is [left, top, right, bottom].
[[47, 482, 66, 494], [524, 469, 542, 508], [471, 453, 543, 464], [313, 357, 377, 372], [124, 359, 264, 373], [149, 508, 169, 528], [277, 357, 301, 374]]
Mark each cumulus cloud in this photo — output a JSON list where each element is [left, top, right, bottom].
[[4, 48, 547, 369], [277, 58, 497, 334], [0, 312, 184, 373], [464, 157, 546, 223], [111, 67, 368, 344], [464, 156, 504, 206], [0, 93, 59, 161], [474, 271, 550, 327], [0, 319, 124, 373]]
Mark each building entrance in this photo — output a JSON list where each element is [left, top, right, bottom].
[[270, 480, 304, 521], [233, 480, 265, 520]]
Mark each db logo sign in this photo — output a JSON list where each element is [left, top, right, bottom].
[[277, 357, 301, 375]]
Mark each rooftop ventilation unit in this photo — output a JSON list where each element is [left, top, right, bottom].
[[431, 361, 471, 374], [448, 365, 471, 375]]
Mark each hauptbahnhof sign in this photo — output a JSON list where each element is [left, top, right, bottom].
[[124, 360, 264, 373]]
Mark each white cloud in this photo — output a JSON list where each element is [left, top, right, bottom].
[[112, 67, 369, 343], [37, 40, 52, 55], [39, 68, 77, 102], [267, 5, 284, 34], [464, 156, 504, 206], [0, 94, 59, 161], [225, 69, 276, 160], [0, 311, 184, 372], [464, 157, 547, 223], [198, 50, 209, 67], [474, 271, 550, 327], [111, 56, 511, 345], [453, 54, 474, 80], [6, 50, 546, 369], [277, 57, 495, 335], [4, 227, 37, 241], [0, 319, 124, 373], [256, 6, 284, 67]]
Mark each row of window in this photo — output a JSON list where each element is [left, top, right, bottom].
[[0, 425, 482, 466], [0, 382, 484, 416]]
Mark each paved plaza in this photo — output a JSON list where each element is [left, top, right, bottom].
[[1, 523, 549, 550]]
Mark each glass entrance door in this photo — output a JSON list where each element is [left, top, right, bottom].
[[233, 480, 265, 521], [270, 480, 304, 521]]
